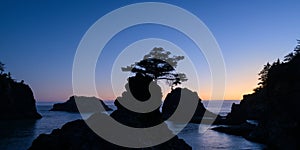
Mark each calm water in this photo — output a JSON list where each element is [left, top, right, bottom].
[[0, 100, 265, 150]]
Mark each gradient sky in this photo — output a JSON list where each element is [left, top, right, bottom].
[[1, 0, 300, 101]]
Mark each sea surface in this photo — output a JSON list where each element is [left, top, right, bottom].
[[0, 100, 265, 150]]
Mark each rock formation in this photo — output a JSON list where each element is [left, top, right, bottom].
[[162, 88, 222, 124], [29, 74, 191, 149], [29, 114, 191, 150], [0, 72, 41, 119], [50, 96, 112, 112], [225, 90, 266, 125]]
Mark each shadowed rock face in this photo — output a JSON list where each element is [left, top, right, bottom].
[[225, 90, 266, 125], [29, 115, 191, 150], [162, 88, 221, 124], [0, 74, 41, 120], [29, 75, 191, 150], [50, 96, 112, 113], [110, 74, 164, 127]]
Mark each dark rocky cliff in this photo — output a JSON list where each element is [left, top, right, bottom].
[[0, 73, 41, 119], [215, 43, 300, 149]]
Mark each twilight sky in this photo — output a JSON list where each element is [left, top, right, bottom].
[[1, 0, 300, 101]]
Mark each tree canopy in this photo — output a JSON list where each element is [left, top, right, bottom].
[[122, 47, 187, 87], [257, 62, 271, 88], [0, 61, 4, 74], [255, 40, 300, 92]]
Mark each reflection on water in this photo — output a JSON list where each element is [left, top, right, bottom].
[[166, 122, 265, 150], [0, 120, 37, 150], [0, 105, 83, 150], [0, 102, 265, 150]]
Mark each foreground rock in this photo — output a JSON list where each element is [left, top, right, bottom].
[[162, 88, 223, 124], [50, 96, 112, 112], [30, 113, 191, 150], [0, 73, 41, 119], [211, 122, 256, 137]]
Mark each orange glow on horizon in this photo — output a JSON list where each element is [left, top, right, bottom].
[[37, 68, 260, 102]]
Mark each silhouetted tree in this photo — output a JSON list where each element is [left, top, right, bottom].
[[273, 58, 281, 66], [0, 61, 4, 74], [253, 40, 300, 93], [282, 40, 300, 63], [293, 39, 300, 57], [284, 52, 294, 62], [8, 72, 11, 79], [258, 62, 271, 88], [122, 47, 187, 88]]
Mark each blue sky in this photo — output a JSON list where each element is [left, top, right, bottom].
[[1, 0, 300, 101]]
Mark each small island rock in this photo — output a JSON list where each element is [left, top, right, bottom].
[[50, 96, 112, 112]]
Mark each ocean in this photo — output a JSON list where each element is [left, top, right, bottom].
[[0, 100, 265, 150]]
